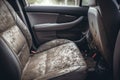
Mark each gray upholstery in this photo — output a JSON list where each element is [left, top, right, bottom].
[[88, 3, 120, 65], [0, 0, 87, 80], [5, 0, 32, 48], [88, 7, 111, 64], [36, 39, 72, 52], [22, 40, 87, 80]]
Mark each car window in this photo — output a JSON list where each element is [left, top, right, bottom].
[[26, 0, 80, 7], [82, 0, 96, 6], [82, 0, 89, 6]]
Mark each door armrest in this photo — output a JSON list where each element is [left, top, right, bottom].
[[33, 16, 84, 31]]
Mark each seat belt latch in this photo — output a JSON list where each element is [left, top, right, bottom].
[[31, 50, 37, 54]]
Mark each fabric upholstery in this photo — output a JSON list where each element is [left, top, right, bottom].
[[4, 0, 32, 48], [0, 0, 15, 32], [37, 39, 72, 52], [88, 1, 120, 66], [0, 0, 87, 80], [0, 0, 30, 70], [88, 7, 112, 64], [22, 40, 87, 80]]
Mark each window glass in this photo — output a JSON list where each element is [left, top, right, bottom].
[[82, 0, 89, 6], [26, 0, 80, 7], [82, 0, 95, 6]]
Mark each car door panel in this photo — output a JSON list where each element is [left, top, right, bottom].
[[25, 6, 89, 45], [27, 13, 58, 26], [25, 6, 88, 16], [36, 31, 57, 44], [56, 14, 78, 23], [32, 16, 84, 44], [33, 17, 83, 31], [56, 18, 88, 41]]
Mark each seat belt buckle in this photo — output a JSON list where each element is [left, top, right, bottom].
[[92, 53, 97, 59], [31, 50, 37, 54]]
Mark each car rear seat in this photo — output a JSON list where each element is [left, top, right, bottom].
[[0, 0, 87, 80]]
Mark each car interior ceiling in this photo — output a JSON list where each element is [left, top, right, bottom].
[[1, 0, 120, 80]]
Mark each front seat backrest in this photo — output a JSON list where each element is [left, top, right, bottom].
[[88, 7, 111, 64], [113, 30, 120, 80], [0, 0, 32, 80], [88, 0, 120, 65]]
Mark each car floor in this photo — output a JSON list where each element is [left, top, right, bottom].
[[75, 41, 113, 80]]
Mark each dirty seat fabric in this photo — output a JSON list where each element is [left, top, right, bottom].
[[0, 0, 87, 80], [22, 39, 87, 80]]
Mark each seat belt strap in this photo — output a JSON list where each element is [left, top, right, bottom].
[[16, 0, 27, 25]]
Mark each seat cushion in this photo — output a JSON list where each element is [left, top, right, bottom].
[[36, 39, 73, 53], [22, 39, 87, 80]]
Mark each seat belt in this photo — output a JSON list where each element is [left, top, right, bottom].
[[16, 0, 27, 26], [16, 0, 38, 51], [113, 30, 120, 80]]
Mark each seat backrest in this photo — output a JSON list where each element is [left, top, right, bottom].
[[0, 0, 32, 80], [88, 7, 112, 64], [113, 30, 120, 80], [88, 0, 120, 65]]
